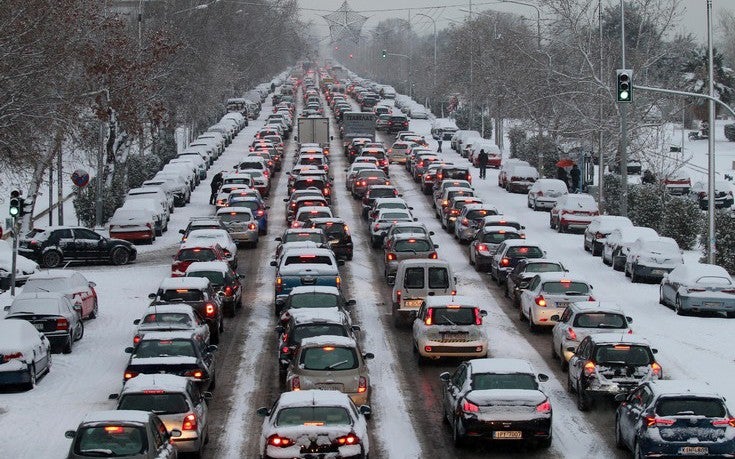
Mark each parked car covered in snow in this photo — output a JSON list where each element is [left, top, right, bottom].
[[109, 208, 156, 244], [602, 226, 659, 270], [549, 194, 599, 233], [624, 236, 683, 283], [527, 179, 568, 211], [5, 292, 84, 353], [0, 239, 38, 287], [0, 319, 51, 390], [583, 216, 633, 256], [21, 269, 99, 320], [659, 263, 735, 317]]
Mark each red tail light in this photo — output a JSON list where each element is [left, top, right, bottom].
[[386, 253, 396, 261], [424, 308, 434, 325], [460, 218, 470, 226], [334, 433, 360, 446], [712, 417, 735, 427], [467, 175, 472, 183], [205, 303, 216, 317], [537, 191, 544, 197], [248, 223, 257, 230], [2, 352, 22, 363], [477, 244, 488, 252], [396, 290, 402, 303], [429, 252, 438, 259], [268, 434, 295, 447], [566, 327, 577, 341], [535, 295, 547, 307], [651, 362, 662, 377], [183, 369, 204, 379], [224, 286, 233, 296], [474, 308, 482, 325], [500, 257, 510, 267], [291, 376, 301, 391], [645, 416, 675, 427], [133, 335, 142, 344], [56, 318, 69, 330], [373, 224, 380, 231], [583, 361, 596, 376], [256, 209, 265, 217], [536, 399, 552, 413], [182, 413, 197, 431], [357, 376, 367, 393], [462, 399, 479, 413], [588, 295, 595, 301], [275, 277, 283, 293]]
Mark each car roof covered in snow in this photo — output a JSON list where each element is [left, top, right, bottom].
[[185, 261, 230, 273], [138, 330, 197, 341], [158, 277, 210, 290], [480, 225, 523, 234], [468, 358, 537, 375], [142, 303, 199, 315], [587, 332, 651, 347], [217, 207, 254, 216], [82, 410, 152, 425], [276, 390, 354, 409], [28, 269, 79, 280], [424, 295, 477, 308], [647, 380, 722, 398], [668, 263, 733, 283], [533, 271, 590, 284], [121, 374, 191, 394], [288, 308, 350, 324], [179, 240, 222, 251], [567, 301, 625, 314], [500, 239, 541, 248], [289, 286, 341, 296], [481, 215, 521, 224]]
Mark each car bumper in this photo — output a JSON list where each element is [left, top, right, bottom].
[[679, 294, 735, 313], [559, 217, 595, 228], [461, 415, 552, 442], [171, 434, 203, 453], [534, 198, 558, 209], [229, 231, 259, 243], [417, 338, 487, 358], [0, 359, 33, 385], [109, 230, 155, 241], [507, 182, 533, 193], [638, 436, 735, 458], [530, 306, 566, 326], [265, 444, 364, 459], [632, 264, 675, 280]]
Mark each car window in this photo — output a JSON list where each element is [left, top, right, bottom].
[[284, 233, 323, 244], [186, 271, 225, 286], [594, 344, 652, 366], [292, 324, 348, 343], [394, 239, 432, 252], [284, 255, 333, 266], [74, 229, 101, 240], [481, 232, 522, 244], [404, 267, 425, 289], [151, 416, 167, 449], [75, 426, 147, 456], [560, 308, 573, 323], [541, 281, 590, 295], [524, 262, 564, 273], [528, 277, 541, 290], [118, 393, 189, 415], [656, 397, 726, 417], [289, 293, 338, 309], [160, 289, 204, 302], [428, 267, 449, 289], [472, 373, 538, 391], [300, 346, 358, 371], [507, 246, 544, 258], [451, 365, 467, 387], [430, 307, 474, 325], [134, 339, 197, 358], [276, 407, 352, 426], [573, 313, 626, 329], [142, 312, 193, 326], [219, 212, 252, 223], [177, 249, 216, 262]]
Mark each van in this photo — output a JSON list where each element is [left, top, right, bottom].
[[390, 259, 457, 327]]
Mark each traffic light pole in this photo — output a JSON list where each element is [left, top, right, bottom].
[[618, 0, 628, 217], [9, 217, 17, 296]]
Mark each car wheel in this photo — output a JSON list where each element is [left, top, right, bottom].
[[630, 265, 640, 283], [392, 304, 402, 328], [504, 283, 510, 298], [533, 200, 540, 211], [615, 416, 627, 450], [90, 299, 99, 319], [675, 295, 688, 316], [602, 254, 611, 266], [110, 247, 130, 266], [24, 364, 36, 391], [567, 371, 575, 393], [63, 333, 73, 354], [549, 217, 555, 229], [209, 374, 216, 391], [592, 243, 602, 256], [658, 287, 667, 306], [558, 223, 565, 233], [75, 321, 84, 341], [576, 381, 591, 411], [468, 249, 475, 265], [42, 250, 62, 269], [518, 303, 527, 322], [528, 313, 539, 333], [560, 347, 569, 372], [452, 417, 468, 448], [634, 441, 644, 459], [210, 326, 220, 345]]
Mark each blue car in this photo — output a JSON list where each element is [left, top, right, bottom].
[[228, 196, 269, 235], [615, 380, 735, 458]]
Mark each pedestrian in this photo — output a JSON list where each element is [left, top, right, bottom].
[[477, 149, 489, 179], [270, 82, 276, 92], [557, 166, 569, 189], [437, 139, 443, 152], [570, 164, 581, 193], [210, 171, 223, 205], [642, 169, 656, 184]]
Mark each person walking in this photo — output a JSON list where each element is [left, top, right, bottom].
[[210, 171, 224, 205], [437, 139, 443, 152], [557, 166, 569, 189], [570, 164, 581, 193], [477, 149, 489, 179]]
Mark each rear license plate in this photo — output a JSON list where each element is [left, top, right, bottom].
[[404, 299, 422, 308], [556, 302, 570, 308], [442, 332, 468, 340], [493, 431, 522, 439], [316, 383, 342, 390], [703, 302, 721, 308], [651, 269, 666, 275], [680, 446, 708, 455], [34, 323, 44, 331]]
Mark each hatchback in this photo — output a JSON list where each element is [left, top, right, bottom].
[[549, 194, 600, 233], [5, 292, 84, 354], [469, 226, 524, 272], [527, 178, 568, 210], [519, 272, 594, 332], [383, 233, 438, 284], [659, 263, 735, 317], [490, 240, 546, 284]]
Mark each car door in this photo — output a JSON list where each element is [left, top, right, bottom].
[[49, 228, 76, 259], [553, 307, 573, 352], [150, 415, 176, 458], [618, 385, 652, 447], [444, 364, 467, 418], [412, 303, 427, 342], [71, 273, 95, 319], [72, 228, 105, 260], [188, 382, 209, 439], [569, 337, 590, 386]]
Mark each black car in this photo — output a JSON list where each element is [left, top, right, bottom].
[[123, 331, 217, 391], [388, 115, 409, 134], [179, 217, 228, 243], [307, 218, 354, 261], [19, 226, 136, 268], [504, 259, 567, 307], [440, 358, 552, 449]]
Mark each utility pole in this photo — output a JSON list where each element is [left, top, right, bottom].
[[57, 143, 63, 225], [48, 162, 53, 226], [598, 0, 605, 211], [706, 0, 716, 263], [619, 0, 629, 217], [407, 8, 412, 98]]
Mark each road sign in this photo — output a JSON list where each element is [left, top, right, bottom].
[[71, 169, 90, 187]]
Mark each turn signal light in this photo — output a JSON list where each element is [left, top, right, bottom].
[[357, 376, 367, 393], [645, 416, 675, 427], [334, 433, 360, 446], [583, 361, 596, 377], [535, 296, 547, 307], [182, 413, 197, 431], [267, 434, 294, 447], [291, 376, 301, 391], [651, 362, 662, 377]]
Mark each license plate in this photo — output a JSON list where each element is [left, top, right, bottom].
[[703, 302, 722, 307], [556, 302, 570, 308], [34, 323, 44, 331], [442, 332, 468, 340], [680, 446, 708, 455], [404, 299, 423, 308], [316, 383, 342, 390], [651, 269, 666, 275], [493, 431, 522, 439]]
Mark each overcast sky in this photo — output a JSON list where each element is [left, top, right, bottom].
[[299, 0, 734, 43]]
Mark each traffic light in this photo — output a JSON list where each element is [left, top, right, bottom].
[[616, 69, 633, 102], [21, 196, 33, 216], [381, 49, 387, 58], [9, 189, 21, 218]]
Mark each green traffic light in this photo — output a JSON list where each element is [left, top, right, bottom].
[[9, 206, 19, 217]]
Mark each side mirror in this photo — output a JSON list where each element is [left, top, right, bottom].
[[652, 349, 658, 354], [64, 430, 76, 439], [179, 229, 186, 235], [408, 207, 414, 210], [413, 218, 418, 222], [429, 231, 435, 236], [359, 405, 371, 416], [614, 393, 628, 402], [626, 316, 633, 323], [3, 305, 9, 312], [148, 293, 156, 300], [566, 346, 576, 353], [275, 298, 285, 306], [454, 276, 458, 285], [275, 325, 285, 334], [363, 352, 375, 360], [133, 319, 141, 325], [439, 372, 451, 382], [108, 393, 119, 400], [275, 237, 282, 242], [550, 315, 560, 322], [480, 310, 487, 317], [346, 299, 356, 306], [206, 345, 218, 353], [537, 373, 549, 382], [351, 325, 361, 332], [256, 407, 270, 417], [337, 260, 345, 266], [434, 244, 439, 249], [170, 429, 182, 438], [88, 282, 97, 288], [124, 347, 134, 354], [330, 135, 334, 140], [202, 391, 213, 401], [238, 274, 245, 279], [266, 205, 271, 210], [270, 261, 277, 267]]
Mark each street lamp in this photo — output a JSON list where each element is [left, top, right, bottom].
[[415, 13, 437, 92]]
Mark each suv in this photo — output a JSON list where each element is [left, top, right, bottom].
[[469, 226, 525, 272], [185, 261, 243, 317], [171, 242, 228, 276], [149, 277, 224, 344], [383, 233, 438, 284], [306, 218, 354, 260], [388, 114, 409, 133], [490, 240, 546, 285], [567, 333, 662, 410], [19, 226, 136, 268]]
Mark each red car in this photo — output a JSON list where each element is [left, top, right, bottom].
[[171, 242, 228, 277]]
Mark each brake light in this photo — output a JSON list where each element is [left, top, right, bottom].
[[462, 399, 479, 413], [133, 335, 142, 344], [536, 399, 552, 413], [124, 371, 139, 380], [588, 295, 595, 301], [566, 327, 577, 341], [476, 244, 488, 252], [396, 290, 401, 303], [2, 352, 22, 363], [224, 286, 233, 296], [386, 253, 396, 261], [335, 433, 360, 446], [335, 276, 341, 289], [104, 426, 124, 433], [651, 362, 662, 377], [645, 416, 675, 427], [268, 434, 295, 447], [248, 223, 257, 230], [358, 376, 367, 393], [184, 369, 204, 379], [291, 376, 301, 391], [275, 277, 283, 293], [429, 252, 438, 259], [182, 413, 197, 431], [712, 417, 735, 427], [204, 303, 216, 317], [474, 308, 482, 325], [500, 257, 510, 267], [535, 295, 547, 307], [460, 218, 470, 226], [56, 318, 69, 331], [583, 361, 596, 376], [424, 308, 434, 325]]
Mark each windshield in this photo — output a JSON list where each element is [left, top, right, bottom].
[[219, 212, 251, 223], [381, 212, 410, 220], [541, 281, 590, 295], [276, 407, 352, 427], [644, 241, 679, 254], [292, 324, 348, 343], [571, 313, 625, 328], [524, 262, 564, 273], [159, 289, 204, 302], [369, 189, 396, 199], [430, 307, 474, 325], [481, 232, 521, 244], [285, 233, 323, 243], [230, 201, 259, 212], [118, 393, 189, 415], [394, 239, 432, 252], [186, 271, 225, 286], [467, 210, 496, 220], [594, 344, 652, 366], [141, 313, 192, 326], [656, 397, 726, 418], [472, 373, 538, 391], [300, 346, 358, 370], [506, 246, 544, 258], [134, 339, 197, 358], [75, 426, 147, 457], [290, 293, 339, 309], [298, 211, 330, 221], [294, 180, 325, 190], [176, 249, 216, 262], [284, 255, 333, 266]]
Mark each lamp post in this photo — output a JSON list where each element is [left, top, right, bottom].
[[706, 0, 716, 263], [619, 0, 629, 217], [415, 13, 437, 92]]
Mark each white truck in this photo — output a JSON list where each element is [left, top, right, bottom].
[[296, 117, 331, 154]]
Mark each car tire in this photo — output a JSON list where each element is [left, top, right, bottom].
[[592, 243, 602, 256], [63, 333, 73, 354], [518, 304, 527, 322], [528, 314, 539, 333], [75, 321, 84, 341], [111, 247, 130, 266], [634, 441, 644, 459], [210, 327, 220, 345], [90, 299, 99, 319], [533, 201, 540, 211], [675, 295, 688, 316], [576, 381, 591, 411], [560, 346, 568, 372], [630, 265, 640, 283], [42, 250, 62, 269], [567, 371, 575, 393], [24, 364, 36, 391], [615, 417, 626, 450], [558, 223, 565, 233], [549, 217, 556, 229], [658, 287, 667, 306], [452, 417, 468, 449]]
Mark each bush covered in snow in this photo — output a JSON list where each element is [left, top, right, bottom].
[[508, 127, 526, 158], [701, 210, 735, 274], [126, 154, 162, 189], [509, 134, 560, 177], [660, 196, 702, 250], [629, 184, 665, 230]]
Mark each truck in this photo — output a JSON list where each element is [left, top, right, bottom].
[[340, 111, 375, 150], [296, 117, 331, 154]]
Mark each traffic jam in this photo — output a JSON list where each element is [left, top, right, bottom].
[[2, 63, 735, 459]]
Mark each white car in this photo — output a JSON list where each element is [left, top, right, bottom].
[[602, 226, 659, 270], [0, 239, 38, 286], [132, 303, 211, 346], [369, 209, 415, 248], [412, 295, 488, 362], [549, 194, 599, 233], [583, 216, 633, 256], [185, 229, 238, 266], [519, 272, 595, 332], [624, 236, 684, 282], [6, 292, 84, 354], [122, 198, 168, 236], [292, 206, 333, 229], [527, 179, 568, 211], [257, 390, 371, 459], [0, 319, 52, 390], [216, 207, 259, 247]]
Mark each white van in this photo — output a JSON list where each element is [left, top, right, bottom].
[[391, 259, 457, 327]]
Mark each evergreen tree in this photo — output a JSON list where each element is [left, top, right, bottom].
[[701, 210, 735, 274], [660, 196, 703, 250]]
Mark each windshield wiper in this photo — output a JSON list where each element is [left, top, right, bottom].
[[439, 315, 457, 326], [327, 360, 349, 369], [78, 449, 115, 457], [563, 291, 584, 295]]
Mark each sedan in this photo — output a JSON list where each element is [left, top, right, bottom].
[[0, 319, 51, 390], [440, 358, 552, 449], [527, 179, 568, 211], [549, 194, 600, 233], [659, 263, 735, 317], [519, 273, 594, 332], [505, 259, 567, 308], [22, 269, 99, 320], [5, 292, 84, 353], [132, 303, 211, 345]]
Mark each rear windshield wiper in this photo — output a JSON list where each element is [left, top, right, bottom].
[[78, 449, 115, 457], [327, 360, 349, 369]]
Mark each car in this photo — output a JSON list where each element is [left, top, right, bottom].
[[171, 242, 229, 277], [275, 308, 358, 381], [108, 208, 157, 244], [291, 206, 333, 229], [602, 226, 659, 270], [286, 336, 373, 405], [583, 216, 633, 256], [434, 187, 476, 220], [132, 303, 210, 346], [226, 196, 269, 234], [64, 410, 180, 459], [149, 277, 224, 344], [551, 301, 633, 370], [306, 218, 353, 261], [369, 209, 416, 248], [367, 198, 412, 224], [180, 229, 238, 270], [453, 204, 499, 244], [178, 217, 228, 243], [18, 226, 136, 268], [505, 165, 539, 194], [185, 261, 243, 317], [351, 169, 390, 199], [121, 197, 168, 236], [256, 390, 371, 459], [490, 240, 546, 285], [468, 226, 525, 272], [274, 228, 330, 261], [476, 215, 526, 237], [123, 331, 218, 392], [441, 197, 483, 232], [344, 163, 379, 191], [215, 183, 250, 209], [567, 333, 662, 410], [549, 194, 600, 233], [388, 114, 409, 133], [432, 181, 473, 212], [527, 178, 568, 211], [383, 233, 438, 284], [387, 141, 415, 164], [435, 165, 472, 187], [504, 259, 567, 307], [361, 185, 400, 218], [615, 380, 735, 458], [272, 248, 344, 306], [659, 263, 735, 317], [22, 270, 99, 319], [382, 222, 434, 248], [0, 319, 51, 390], [287, 196, 329, 224], [691, 179, 734, 209], [412, 295, 488, 362], [5, 292, 84, 353], [624, 236, 684, 283], [519, 272, 594, 332], [275, 285, 355, 322], [216, 207, 259, 247], [111, 374, 211, 457], [0, 239, 38, 287], [439, 358, 552, 449]]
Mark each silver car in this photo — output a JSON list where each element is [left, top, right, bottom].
[[383, 233, 438, 284], [5, 292, 84, 354], [216, 207, 259, 247]]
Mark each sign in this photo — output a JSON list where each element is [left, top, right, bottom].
[[71, 169, 90, 188]]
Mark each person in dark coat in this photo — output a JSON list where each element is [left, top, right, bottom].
[[642, 169, 656, 184], [210, 171, 224, 205], [477, 149, 489, 179], [570, 164, 581, 193], [557, 166, 569, 188], [437, 139, 443, 152]]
